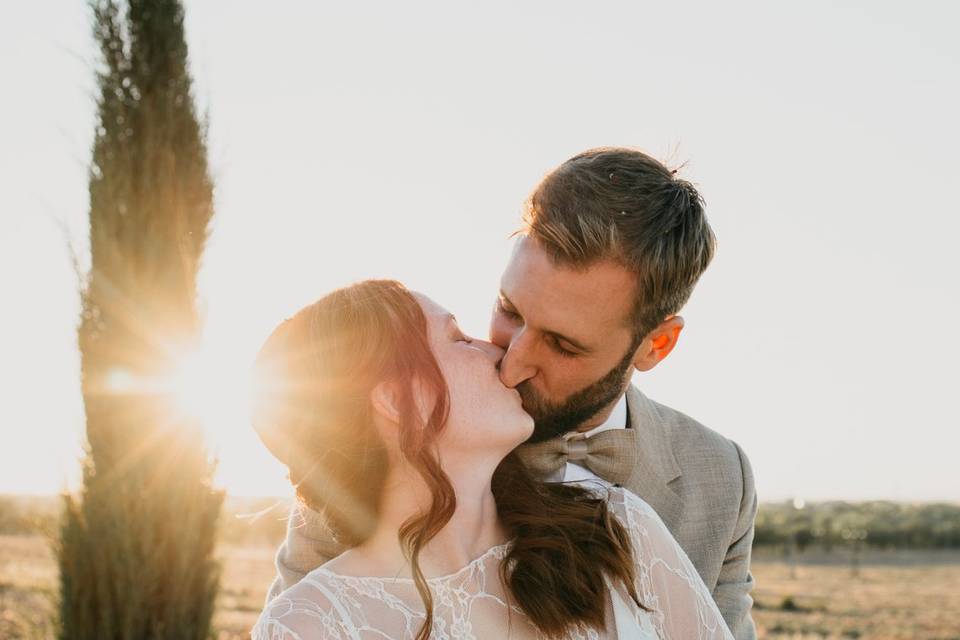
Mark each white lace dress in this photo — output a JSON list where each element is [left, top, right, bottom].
[[252, 487, 733, 639]]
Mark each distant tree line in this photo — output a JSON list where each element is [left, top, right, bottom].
[[5, 496, 958, 550], [754, 500, 960, 550]]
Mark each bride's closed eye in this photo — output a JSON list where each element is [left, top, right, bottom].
[[447, 323, 472, 344]]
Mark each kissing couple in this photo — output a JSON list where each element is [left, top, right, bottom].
[[251, 148, 757, 639]]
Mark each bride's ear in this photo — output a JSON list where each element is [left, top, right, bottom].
[[370, 380, 402, 424], [371, 376, 436, 428]]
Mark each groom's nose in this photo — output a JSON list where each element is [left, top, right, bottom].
[[497, 328, 537, 388]]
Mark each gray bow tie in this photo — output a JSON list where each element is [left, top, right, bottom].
[[516, 429, 639, 485]]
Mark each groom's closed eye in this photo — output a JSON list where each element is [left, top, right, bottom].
[[546, 336, 579, 358], [498, 294, 588, 358], [496, 298, 520, 321]]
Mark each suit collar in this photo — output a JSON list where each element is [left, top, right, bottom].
[[624, 385, 684, 528], [625, 385, 682, 483]]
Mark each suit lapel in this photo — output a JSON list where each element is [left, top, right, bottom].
[[623, 385, 684, 530]]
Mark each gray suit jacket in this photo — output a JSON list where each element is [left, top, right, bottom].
[[616, 385, 757, 639], [266, 385, 757, 639]]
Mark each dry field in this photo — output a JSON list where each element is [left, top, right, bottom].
[[0, 534, 275, 639], [2, 534, 959, 639], [750, 549, 960, 639]]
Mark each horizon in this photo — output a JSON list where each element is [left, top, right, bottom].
[[4, 492, 958, 507]]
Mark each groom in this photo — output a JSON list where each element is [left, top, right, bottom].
[[265, 147, 757, 639]]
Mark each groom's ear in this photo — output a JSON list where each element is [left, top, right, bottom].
[[370, 380, 403, 424], [632, 315, 684, 372]]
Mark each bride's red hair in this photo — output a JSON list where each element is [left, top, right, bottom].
[[253, 279, 641, 639]]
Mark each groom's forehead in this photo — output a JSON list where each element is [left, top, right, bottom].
[[502, 237, 636, 334], [501, 238, 636, 312]]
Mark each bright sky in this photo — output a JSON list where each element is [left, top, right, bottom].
[[1, 1, 958, 502]]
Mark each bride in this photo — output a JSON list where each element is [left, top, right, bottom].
[[250, 279, 732, 640]]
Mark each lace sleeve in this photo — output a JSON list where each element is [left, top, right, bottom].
[[608, 487, 735, 640], [252, 576, 358, 640]]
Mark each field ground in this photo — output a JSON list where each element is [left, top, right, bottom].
[[750, 549, 960, 639], [2, 535, 959, 639]]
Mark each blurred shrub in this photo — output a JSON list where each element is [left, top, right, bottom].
[[755, 500, 960, 550]]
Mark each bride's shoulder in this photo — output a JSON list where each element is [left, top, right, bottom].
[[604, 486, 666, 527], [252, 570, 350, 640]]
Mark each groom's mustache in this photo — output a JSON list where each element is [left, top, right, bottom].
[[514, 381, 550, 420]]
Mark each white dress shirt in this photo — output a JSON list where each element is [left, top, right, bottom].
[[560, 393, 628, 486]]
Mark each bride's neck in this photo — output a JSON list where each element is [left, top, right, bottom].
[[359, 458, 507, 576]]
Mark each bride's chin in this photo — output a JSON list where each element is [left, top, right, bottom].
[[517, 411, 535, 437], [509, 420, 535, 449]]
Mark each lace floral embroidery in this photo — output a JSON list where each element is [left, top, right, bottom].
[[252, 487, 734, 640]]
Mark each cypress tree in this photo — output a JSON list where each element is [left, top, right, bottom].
[[58, 1, 223, 637]]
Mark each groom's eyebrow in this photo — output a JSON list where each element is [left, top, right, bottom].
[[499, 292, 590, 353]]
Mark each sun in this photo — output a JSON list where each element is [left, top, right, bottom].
[[168, 345, 254, 440], [101, 336, 290, 496], [104, 346, 252, 436], [170, 352, 210, 419], [168, 342, 291, 494]]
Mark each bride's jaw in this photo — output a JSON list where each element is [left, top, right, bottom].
[[353, 381, 514, 579], [352, 444, 508, 580]]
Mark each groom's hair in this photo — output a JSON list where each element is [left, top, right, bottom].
[[522, 147, 716, 341]]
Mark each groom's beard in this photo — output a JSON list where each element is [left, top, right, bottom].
[[519, 344, 636, 444]]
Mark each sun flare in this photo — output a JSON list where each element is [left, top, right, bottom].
[[167, 342, 287, 494], [169, 350, 226, 425], [100, 340, 288, 495]]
